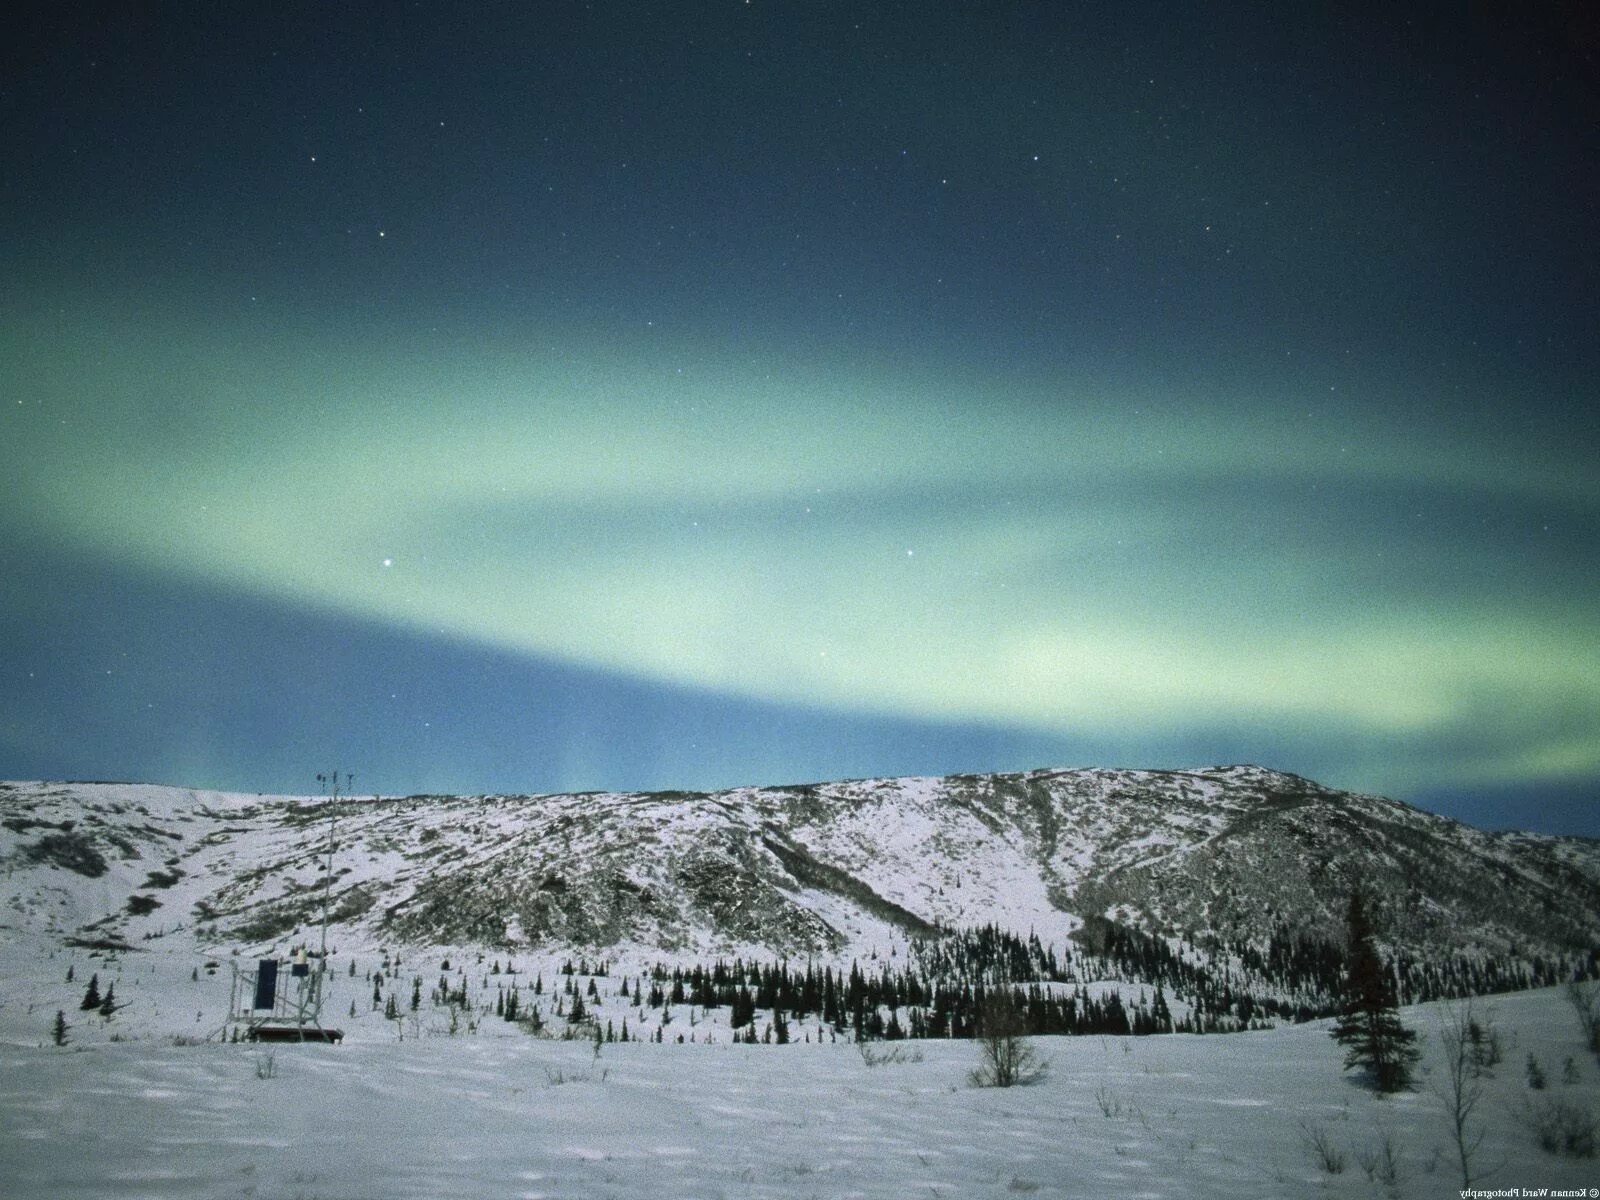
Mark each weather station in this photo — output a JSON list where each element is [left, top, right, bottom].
[[219, 771, 350, 1044]]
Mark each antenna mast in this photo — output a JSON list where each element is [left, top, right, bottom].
[[315, 770, 350, 959]]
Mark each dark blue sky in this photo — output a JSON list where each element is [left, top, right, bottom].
[[2, 3, 1597, 832]]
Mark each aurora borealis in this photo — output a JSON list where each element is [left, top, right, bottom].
[[3, 5, 1596, 831]]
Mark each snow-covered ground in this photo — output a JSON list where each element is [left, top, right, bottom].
[[3, 987, 1596, 1199]]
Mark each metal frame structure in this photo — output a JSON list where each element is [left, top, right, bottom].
[[224, 950, 342, 1043], [214, 769, 351, 1044]]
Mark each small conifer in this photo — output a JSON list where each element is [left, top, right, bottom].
[[1527, 1054, 1547, 1089]]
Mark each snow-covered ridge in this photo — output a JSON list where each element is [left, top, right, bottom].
[[3, 766, 1597, 969]]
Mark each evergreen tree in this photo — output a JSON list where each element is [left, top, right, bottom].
[[98, 982, 117, 1017], [410, 977, 421, 1011], [80, 973, 101, 1011], [52, 1010, 69, 1046], [1151, 985, 1173, 1033], [1330, 889, 1418, 1092]]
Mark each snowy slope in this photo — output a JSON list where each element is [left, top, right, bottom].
[[2, 986, 1597, 1200], [6, 767, 1596, 967]]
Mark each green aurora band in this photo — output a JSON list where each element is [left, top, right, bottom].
[[6, 292, 1597, 799]]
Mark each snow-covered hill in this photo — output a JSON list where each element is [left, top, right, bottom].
[[4, 766, 1597, 970], [2, 765, 1597, 1051]]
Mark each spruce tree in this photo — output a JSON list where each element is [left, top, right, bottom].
[[98, 982, 116, 1017], [80, 973, 101, 1011], [53, 1010, 69, 1046], [1151, 985, 1173, 1033], [1330, 889, 1418, 1092]]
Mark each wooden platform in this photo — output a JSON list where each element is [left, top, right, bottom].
[[248, 1024, 344, 1044]]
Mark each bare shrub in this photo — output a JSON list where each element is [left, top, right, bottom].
[[1094, 1086, 1126, 1118], [543, 1065, 608, 1086], [1094, 1088, 1145, 1126], [858, 1041, 923, 1067], [1298, 1120, 1346, 1175], [1435, 1000, 1495, 1187], [1356, 1133, 1402, 1188], [1526, 1096, 1598, 1158], [968, 991, 1046, 1088], [1567, 979, 1600, 1057]]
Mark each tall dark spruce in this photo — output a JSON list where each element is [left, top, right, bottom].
[[1330, 889, 1419, 1092]]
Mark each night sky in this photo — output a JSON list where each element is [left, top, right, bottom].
[[3, 4, 1597, 833]]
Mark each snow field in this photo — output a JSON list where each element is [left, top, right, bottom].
[[3, 987, 1596, 1199]]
